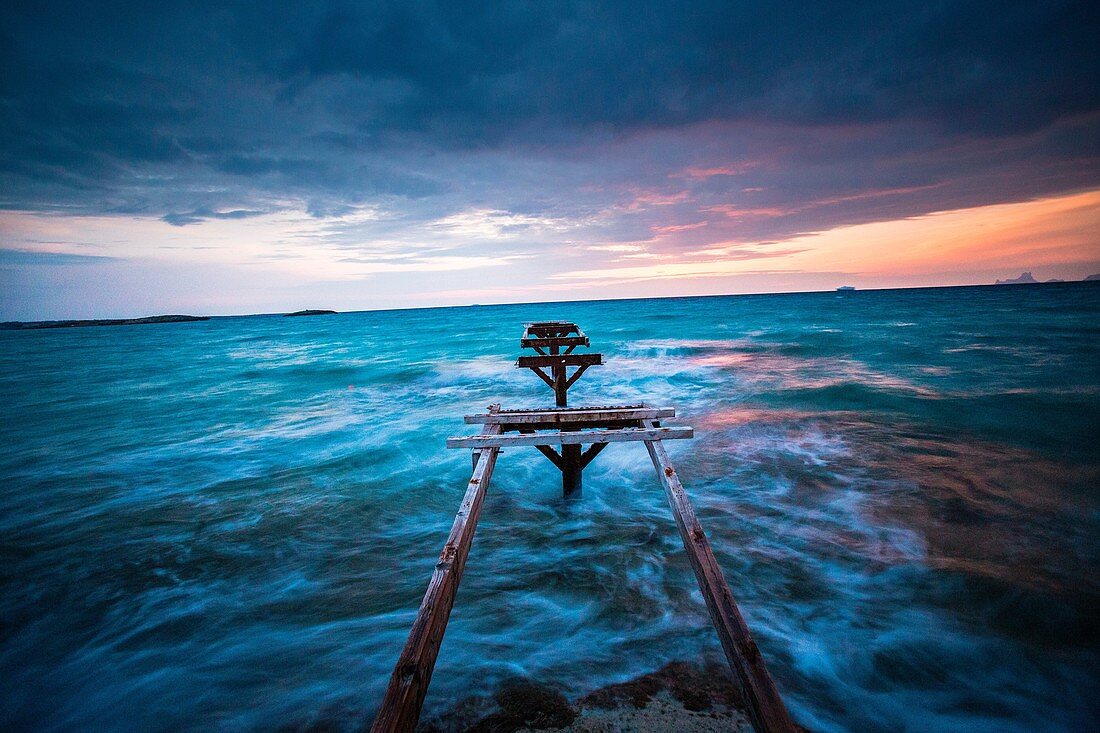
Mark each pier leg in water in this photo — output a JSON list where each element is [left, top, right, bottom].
[[643, 421, 798, 733], [370, 412, 502, 733], [560, 443, 582, 496]]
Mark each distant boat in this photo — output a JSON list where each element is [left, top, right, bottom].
[[836, 285, 856, 292]]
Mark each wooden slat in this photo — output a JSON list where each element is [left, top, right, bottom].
[[643, 421, 798, 733], [465, 406, 674, 424], [446, 426, 692, 449], [371, 420, 502, 733], [516, 353, 603, 369]]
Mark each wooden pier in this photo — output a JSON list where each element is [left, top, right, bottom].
[[371, 323, 797, 733]]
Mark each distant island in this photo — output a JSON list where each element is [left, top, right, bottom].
[[995, 272, 1096, 285], [0, 314, 209, 330], [284, 309, 337, 317], [995, 272, 1039, 284]]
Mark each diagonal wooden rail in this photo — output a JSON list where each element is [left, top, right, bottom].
[[643, 421, 798, 733], [369, 411, 502, 733]]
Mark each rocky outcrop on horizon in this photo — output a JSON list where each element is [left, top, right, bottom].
[[995, 272, 1100, 284], [995, 272, 1039, 284], [1, 314, 209, 330]]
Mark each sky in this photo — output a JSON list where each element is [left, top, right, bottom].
[[2, 1, 1099, 319]]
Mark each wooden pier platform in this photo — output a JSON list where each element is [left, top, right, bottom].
[[370, 322, 797, 733]]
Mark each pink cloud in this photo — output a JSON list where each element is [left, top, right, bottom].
[[704, 204, 791, 219], [676, 161, 762, 179], [623, 189, 691, 210], [651, 221, 709, 234]]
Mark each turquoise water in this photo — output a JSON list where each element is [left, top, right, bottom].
[[2, 284, 1098, 732]]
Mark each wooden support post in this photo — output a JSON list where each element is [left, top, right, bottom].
[[643, 422, 798, 733], [371, 416, 502, 733], [552, 364, 567, 407], [560, 443, 582, 496], [550, 332, 565, 406]]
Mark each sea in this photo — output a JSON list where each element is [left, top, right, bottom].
[[2, 283, 1097, 732]]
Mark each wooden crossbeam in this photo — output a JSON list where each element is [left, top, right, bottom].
[[480, 403, 647, 414], [520, 335, 589, 350], [465, 406, 674, 424], [516, 353, 603, 369], [643, 420, 797, 733], [446, 426, 692, 449]]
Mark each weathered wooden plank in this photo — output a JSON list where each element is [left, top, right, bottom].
[[506, 419, 648, 432], [371, 419, 502, 733], [520, 335, 589, 349], [524, 320, 578, 328], [495, 403, 648, 413], [516, 353, 603, 369], [643, 422, 798, 733], [446, 426, 692, 449], [523, 321, 581, 339], [464, 407, 674, 424]]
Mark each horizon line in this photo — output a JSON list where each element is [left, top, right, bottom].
[[5, 278, 1097, 326]]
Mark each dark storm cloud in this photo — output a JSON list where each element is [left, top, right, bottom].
[[1, 1, 1098, 230], [161, 208, 266, 226]]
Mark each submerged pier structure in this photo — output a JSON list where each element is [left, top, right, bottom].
[[371, 323, 797, 733]]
